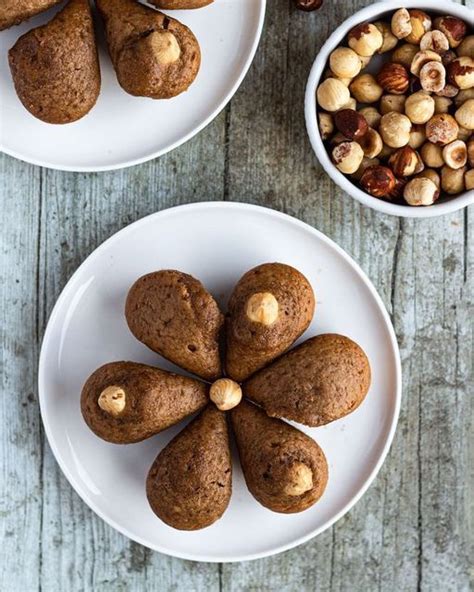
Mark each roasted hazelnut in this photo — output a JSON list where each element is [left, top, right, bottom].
[[348, 23, 383, 57], [98, 386, 126, 417], [332, 141, 365, 174], [447, 57, 474, 89], [360, 165, 396, 197], [421, 142, 445, 167], [454, 89, 474, 108], [350, 73, 383, 103], [330, 132, 350, 145], [317, 78, 351, 112], [377, 62, 410, 94], [318, 112, 334, 140], [409, 125, 427, 149], [415, 168, 441, 188], [441, 165, 466, 194], [457, 126, 471, 142], [380, 112, 412, 148], [343, 97, 358, 110], [425, 114, 459, 145], [420, 61, 446, 93], [442, 140, 468, 169], [388, 176, 408, 200], [465, 169, 474, 190], [433, 96, 453, 114], [433, 16, 467, 49], [420, 30, 449, 54], [329, 47, 362, 79], [351, 156, 381, 181], [403, 177, 439, 205], [435, 84, 459, 98], [391, 8, 412, 40], [379, 143, 396, 160], [334, 109, 369, 140], [393, 44, 419, 69], [406, 10, 431, 45], [359, 107, 381, 129], [405, 91, 435, 124], [374, 21, 398, 54], [454, 99, 474, 130], [246, 293, 279, 324], [457, 35, 474, 59], [210, 379, 242, 411], [357, 128, 383, 158], [389, 146, 424, 176], [380, 94, 406, 115], [411, 50, 442, 76]]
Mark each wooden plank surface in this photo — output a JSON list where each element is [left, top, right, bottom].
[[0, 0, 473, 591]]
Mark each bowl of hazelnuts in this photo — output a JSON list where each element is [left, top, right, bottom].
[[305, 1, 474, 217]]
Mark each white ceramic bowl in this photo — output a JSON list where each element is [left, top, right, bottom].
[[305, 0, 474, 218]]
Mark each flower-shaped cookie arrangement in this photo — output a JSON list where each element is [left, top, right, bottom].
[[81, 263, 371, 530]]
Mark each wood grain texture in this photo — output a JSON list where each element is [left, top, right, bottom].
[[0, 0, 473, 591]]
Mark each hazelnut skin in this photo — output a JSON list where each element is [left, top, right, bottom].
[[360, 165, 396, 197], [334, 109, 369, 140], [357, 128, 383, 158], [389, 146, 424, 177], [348, 23, 383, 57], [447, 57, 474, 89], [406, 10, 431, 45], [425, 114, 459, 145], [433, 16, 467, 49], [377, 62, 410, 94]]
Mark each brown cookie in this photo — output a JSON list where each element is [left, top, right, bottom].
[[150, 0, 213, 8], [231, 400, 328, 513], [96, 0, 201, 99], [125, 270, 224, 381], [0, 0, 62, 31], [147, 405, 232, 530], [225, 263, 315, 382], [8, 0, 100, 124], [244, 334, 371, 427], [81, 361, 208, 444]]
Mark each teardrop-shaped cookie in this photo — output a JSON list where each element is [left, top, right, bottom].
[[244, 334, 371, 427], [225, 263, 315, 382], [125, 270, 224, 381], [81, 362, 208, 443], [231, 400, 328, 513], [147, 405, 232, 530], [8, 0, 100, 123], [96, 0, 201, 99], [1, 0, 62, 30]]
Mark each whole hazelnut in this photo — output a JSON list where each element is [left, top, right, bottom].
[[420, 61, 446, 93], [406, 10, 431, 45], [454, 99, 474, 130], [246, 292, 279, 324], [343, 97, 357, 110], [454, 89, 474, 108], [441, 165, 466, 194], [374, 21, 398, 54], [433, 16, 467, 49], [442, 140, 468, 169], [420, 30, 450, 54], [317, 78, 351, 112], [425, 114, 459, 145], [318, 112, 334, 140], [377, 62, 410, 94], [348, 23, 383, 57], [334, 109, 369, 140], [380, 112, 412, 148], [415, 168, 441, 188], [283, 462, 314, 496], [392, 44, 419, 69], [389, 146, 424, 176], [465, 169, 474, 190], [411, 50, 442, 76], [210, 378, 242, 411], [379, 143, 396, 160], [98, 386, 126, 417], [329, 47, 362, 79], [330, 132, 350, 146], [380, 94, 406, 115], [146, 31, 181, 65], [357, 128, 383, 158], [391, 8, 412, 40], [409, 125, 427, 149], [332, 141, 365, 174], [387, 177, 408, 201], [421, 142, 445, 168], [447, 57, 474, 89], [350, 73, 383, 103], [403, 177, 439, 206], [352, 156, 381, 181], [433, 96, 453, 114], [360, 165, 396, 197], [457, 35, 474, 59], [457, 126, 471, 142], [405, 91, 435, 124], [359, 107, 381, 129]]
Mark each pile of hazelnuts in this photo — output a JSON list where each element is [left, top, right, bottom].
[[316, 8, 474, 206]]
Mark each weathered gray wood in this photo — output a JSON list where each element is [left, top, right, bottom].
[[0, 0, 473, 590]]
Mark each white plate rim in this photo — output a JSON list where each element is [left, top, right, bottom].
[[0, 2, 266, 173], [38, 201, 402, 562]]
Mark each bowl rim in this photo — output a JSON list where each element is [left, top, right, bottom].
[[304, 0, 474, 218]]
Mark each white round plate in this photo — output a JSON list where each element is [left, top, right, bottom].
[[0, 1, 265, 172], [39, 202, 401, 562]]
